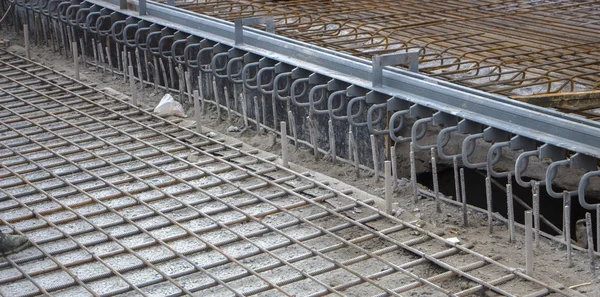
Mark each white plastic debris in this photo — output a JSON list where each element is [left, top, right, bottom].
[[206, 132, 218, 138], [154, 94, 185, 117], [227, 126, 240, 132], [446, 237, 461, 244]]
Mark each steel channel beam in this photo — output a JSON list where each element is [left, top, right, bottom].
[[85, 0, 600, 158]]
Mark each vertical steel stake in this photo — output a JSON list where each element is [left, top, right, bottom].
[[262, 95, 268, 131], [197, 75, 205, 115], [597, 205, 600, 255], [507, 182, 515, 243], [565, 204, 573, 267], [410, 142, 418, 202], [460, 168, 468, 227], [212, 78, 221, 120], [525, 210, 534, 276], [431, 147, 441, 213], [224, 86, 232, 123], [253, 96, 261, 133], [122, 50, 128, 83], [287, 111, 297, 147], [385, 160, 392, 214], [193, 90, 202, 134], [105, 39, 114, 76], [533, 183, 540, 248], [564, 191, 571, 242], [453, 156, 461, 202], [280, 121, 289, 168], [329, 120, 336, 163], [128, 66, 137, 106], [391, 144, 398, 189], [72, 42, 79, 80], [178, 66, 185, 101], [371, 135, 379, 181], [99, 42, 106, 74], [486, 175, 493, 234], [24, 24, 30, 59], [349, 129, 359, 177], [308, 116, 318, 158], [185, 71, 192, 103], [585, 213, 596, 274], [92, 38, 98, 70]]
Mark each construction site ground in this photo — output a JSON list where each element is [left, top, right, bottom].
[[1, 31, 599, 296]]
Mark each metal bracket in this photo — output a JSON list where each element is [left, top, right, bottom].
[[570, 153, 597, 172], [309, 73, 329, 85], [510, 135, 537, 151], [410, 104, 433, 119], [457, 119, 483, 134], [328, 79, 350, 91], [539, 144, 566, 162], [483, 127, 510, 142], [387, 97, 410, 111], [432, 111, 458, 127], [292, 67, 311, 79], [366, 90, 390, 104], [346, 85, 368, 97], [372, 50, 419, 87], [235, 16, 274, 45], [275, 62, 294, 74], [138, 0, 146, 15]]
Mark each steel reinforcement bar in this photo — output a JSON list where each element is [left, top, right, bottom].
[[0, 49, 574, 296], [7, 1, 600, 209]]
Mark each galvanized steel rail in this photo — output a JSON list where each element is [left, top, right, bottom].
[[0, 50, 572, 296]]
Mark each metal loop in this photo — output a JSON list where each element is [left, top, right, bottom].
[[42, 0, 61, 17], [289, 78, 310, 107], [57, 1, 71, 23], [226, 56, 244, 83], [486, 141, 511, 178], [74, 7, 90, 29], [389, 109, 410, 143], [545, 159, 577, 199], [158, 34, 175, 60], [347, 96, 372, 127], [110, 20, 127, 44], [95, 15, 112, 36], [436, 126, 460, 161], [308, 84, 329, 115], [242, 62, 260, 90], [461, 133, 486, 168], [256, 67, 275, 95], [146, 31, 163, 56], [134, 26, 151, 50], [65, 4, 80, 26], [367, 103, 388, 135], [514, 150, 545, 188], [578, 170, 600, 210], [85, 11, 101, 32], [411, 118, 434, 151], [327, 90, 348, 121], [273, 72, 292, 102], [123, 24, 139, 48], [196, 46, 214, 72], [171, 39, 188, 65], [211, 52, 229, 79]]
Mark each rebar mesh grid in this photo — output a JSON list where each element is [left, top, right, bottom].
[[174, 0, 600, 99], [0, 49, 571, 296]]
